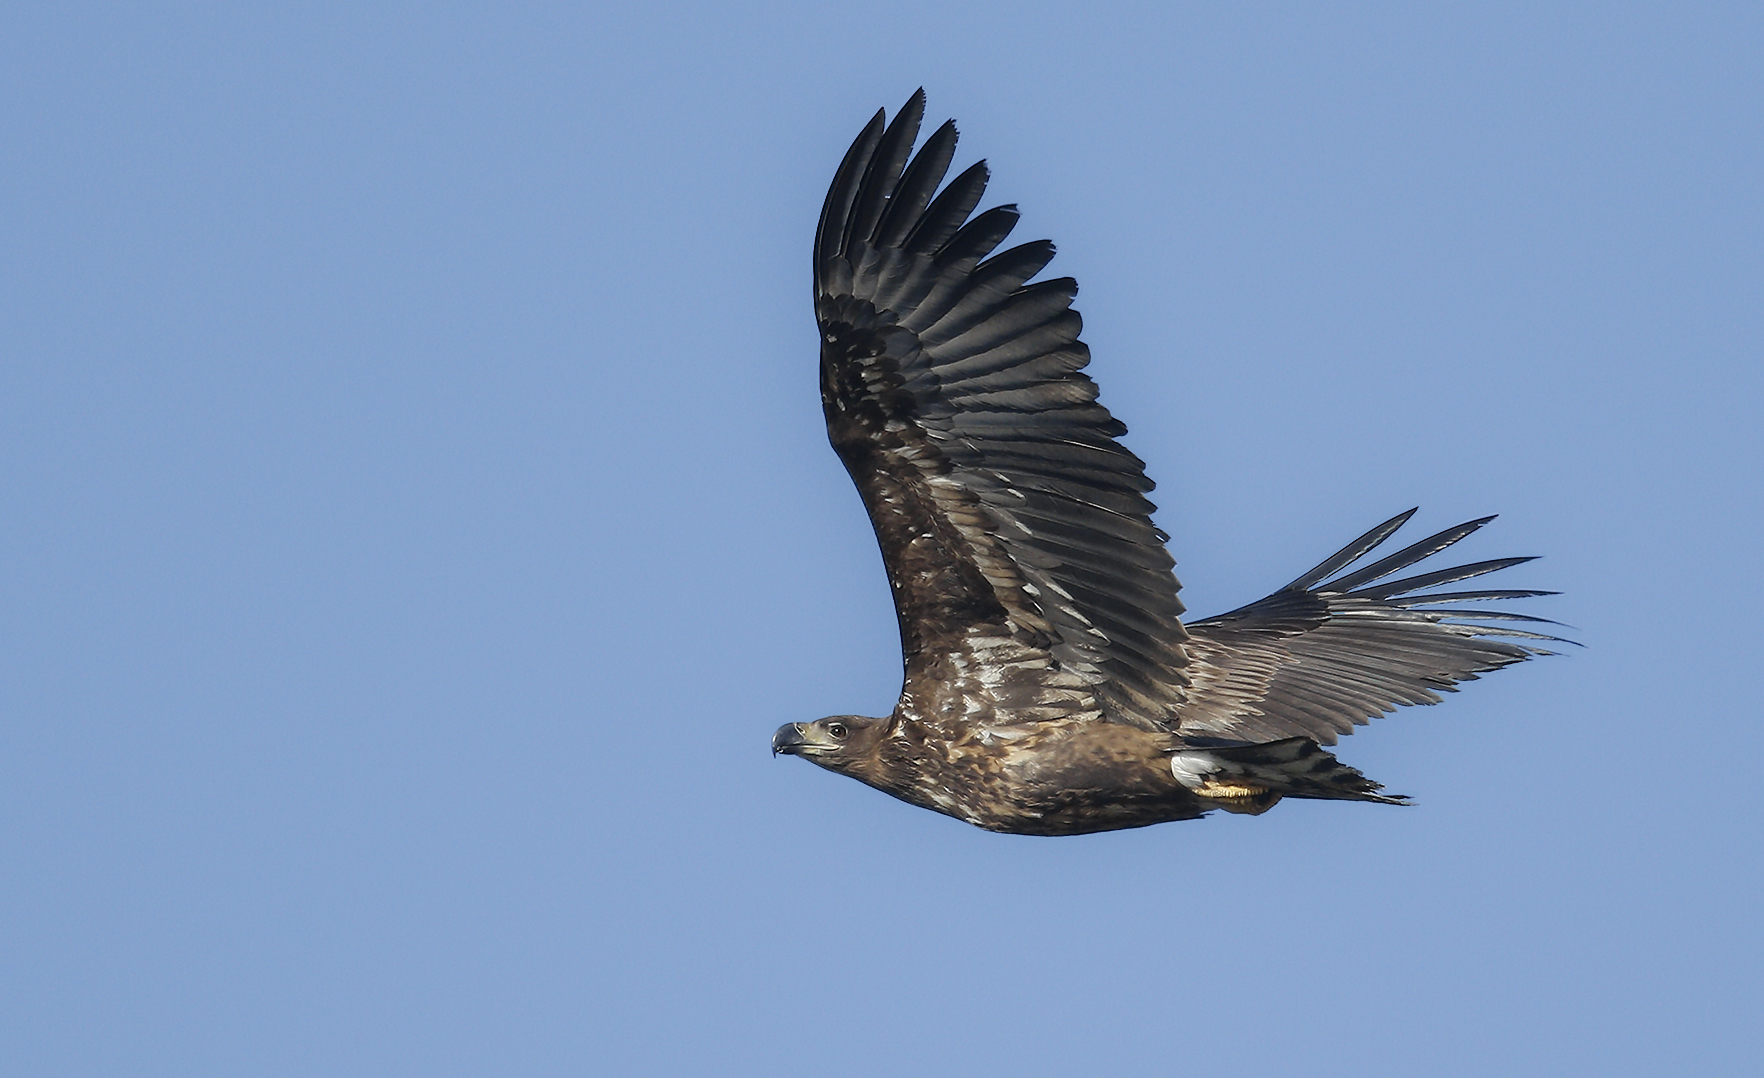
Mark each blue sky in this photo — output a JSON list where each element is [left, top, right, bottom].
[[3, 3, 1759, 1075]]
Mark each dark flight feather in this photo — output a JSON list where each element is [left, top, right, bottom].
[[1180, 511, 1561, 745], [815, 88, 1190, 730]]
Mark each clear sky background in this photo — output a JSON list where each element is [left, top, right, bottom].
[[3, 3, 1759, 1075]]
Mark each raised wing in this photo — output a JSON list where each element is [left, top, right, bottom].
[[1177, 510, 1563, 744], [815, 92, 1189, 728]]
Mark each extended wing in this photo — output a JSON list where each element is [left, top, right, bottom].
[[815, 92, 1189, 728], [1178, 510, 1563, 744]]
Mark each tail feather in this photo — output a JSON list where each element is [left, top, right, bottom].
[[1172, 737, 1407, 809]]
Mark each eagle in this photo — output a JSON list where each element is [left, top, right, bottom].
[[773, 92, 1560, 835]]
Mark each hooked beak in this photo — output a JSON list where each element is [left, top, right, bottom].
[[772, 723, 808, 756]]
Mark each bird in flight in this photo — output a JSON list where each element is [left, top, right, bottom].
[[773, 91, 1560, 835]]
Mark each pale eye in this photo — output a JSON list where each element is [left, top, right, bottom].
[[826, 722, 848, 740]]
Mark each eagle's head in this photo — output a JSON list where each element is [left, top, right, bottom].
[[771, 715, 888, 778]]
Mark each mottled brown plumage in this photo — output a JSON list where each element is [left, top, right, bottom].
[[774, 93, 1561, 835]]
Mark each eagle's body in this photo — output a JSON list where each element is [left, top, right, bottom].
[[818, 716, 1210, 837], [774, 94, 1559, 834]]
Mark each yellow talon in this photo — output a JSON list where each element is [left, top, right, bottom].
[[1198, 781, 1269, 799]]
